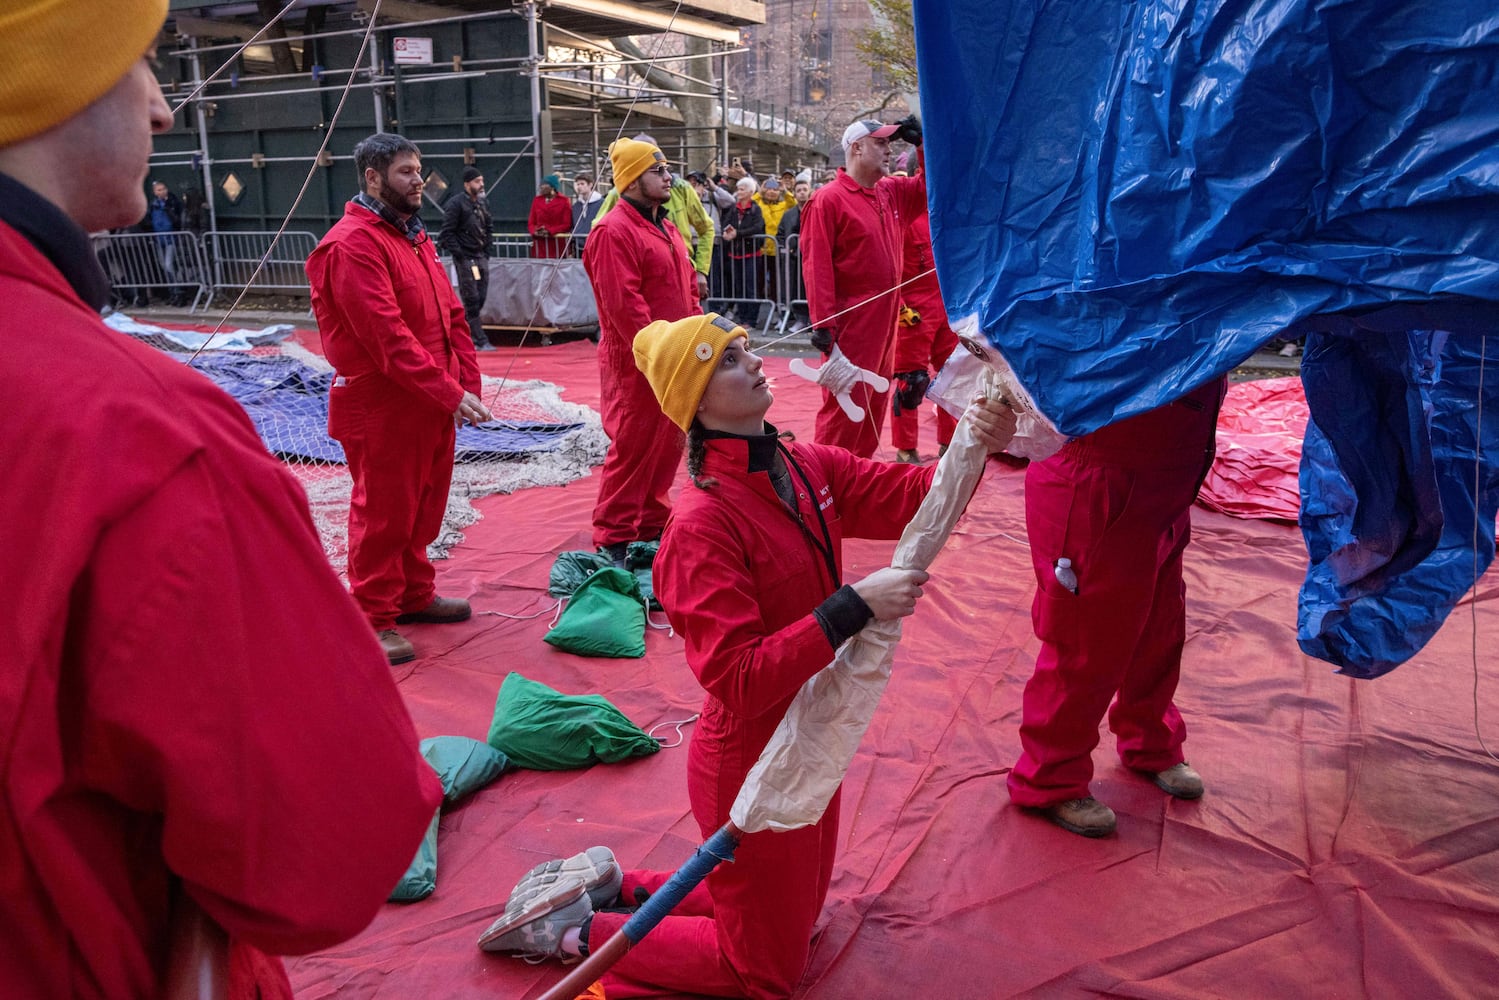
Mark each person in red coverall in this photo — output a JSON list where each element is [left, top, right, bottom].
[[1007, 376, 1228, 837], [890, 212, 960, 464], [0, 5, 442, 997], [479, 313, 1017, 998], [528, 173, 573, 258], [581, 136, 702, 566], [799, 117, 926, 457], [307, 133, 492, 666]]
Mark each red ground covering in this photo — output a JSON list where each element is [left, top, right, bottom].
[[280, 341, 1499, 999]]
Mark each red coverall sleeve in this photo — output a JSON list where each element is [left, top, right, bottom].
[[76, 436, 442, 955], [584, 223, 656, 345], [889, 170, 929, 224], [798, 195, 839, 337], [657, 518, 838, 719], [816, 444, 937, 540], [528, 196, 543, 235], [318, 240, 467, 413]]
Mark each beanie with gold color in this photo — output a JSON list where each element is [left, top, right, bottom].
[[633, 313, 746, 432], [0, 0, 170, 147], [608, 137, 666, 192]]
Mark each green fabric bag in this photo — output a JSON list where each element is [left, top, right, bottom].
[[389, 809, 441, 902], [543, 566, 646, 659], [548, 550, 611, 597], [486, 672, 660, 770], [420, 735, 512, 804], [547, 545, 661, 611], [389, 737, 512, 902]]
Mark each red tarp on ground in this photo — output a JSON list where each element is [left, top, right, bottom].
[[282, 341, 1498, 999]]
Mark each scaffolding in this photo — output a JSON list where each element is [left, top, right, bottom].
[[151, 1, 830, 236]]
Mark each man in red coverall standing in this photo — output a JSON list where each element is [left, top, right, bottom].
[[799, 117, 926, 457], [581, 136, 702, 566], [890, 212, 960, 463], [1007, 377, 1228, 837], [307, 133, 492, 665], [0, 4, 442, 996]]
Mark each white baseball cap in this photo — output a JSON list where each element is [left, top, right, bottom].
[[841, 119, 899, 152]]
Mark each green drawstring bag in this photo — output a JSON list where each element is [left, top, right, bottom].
[[548, 550, 612, 597], [547, 544, 661, 611], [486, 672, 660, 770], [543, 566, 646, 659], [389, 737, 512, 902]]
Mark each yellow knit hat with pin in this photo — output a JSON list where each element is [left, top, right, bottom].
[[609, 137, 666, 192], [0, 0, 169, 147], [634, 313, 746, 432]]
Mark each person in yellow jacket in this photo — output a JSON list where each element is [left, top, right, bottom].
[[753, 176, 794, 304]]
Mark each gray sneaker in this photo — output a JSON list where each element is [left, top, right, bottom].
[[477, 876, 591, 957], [508, 846, 622, 910]]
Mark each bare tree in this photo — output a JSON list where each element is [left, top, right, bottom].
[[610, 36, 721, 171], [855, 0, 917, 117]]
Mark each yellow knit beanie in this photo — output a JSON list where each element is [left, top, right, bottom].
[[0, 0, 169, 147], [634, 313, 746, 432], [609, 137, 666, 192]]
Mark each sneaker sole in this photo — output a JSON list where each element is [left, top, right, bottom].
[[511, 847, 621, 910], [477, 878, 588, 953], [385, 650, 416, 665]]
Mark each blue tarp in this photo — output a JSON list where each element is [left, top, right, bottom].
[[184, 353, 583, 464], [913, 0, 1499, 676]]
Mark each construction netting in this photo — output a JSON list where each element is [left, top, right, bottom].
[[105, 314, 606, 575]]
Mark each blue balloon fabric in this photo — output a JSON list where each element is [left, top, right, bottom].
[[912, 0, 1499, 675]]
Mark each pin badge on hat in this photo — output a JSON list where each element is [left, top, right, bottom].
[[695, 342, 714, 361]]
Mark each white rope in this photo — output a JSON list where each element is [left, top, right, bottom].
[[170, 0, 303, 113]]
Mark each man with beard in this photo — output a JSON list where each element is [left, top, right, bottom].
[[438, 165, 495, 351], [581, 137, 701, 566], [307, 132, 491, 665]]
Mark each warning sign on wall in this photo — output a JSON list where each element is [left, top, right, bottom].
[[392, 37, 434, 65]]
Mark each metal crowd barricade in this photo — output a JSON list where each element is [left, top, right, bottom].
[[92, 230, 211, 312], [773, 233, 811, 344], [706, 233, 782, 337], [206, 230, 321, 303]]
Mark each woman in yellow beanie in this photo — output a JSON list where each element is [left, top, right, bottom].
[[486, 313, 1017, 997]]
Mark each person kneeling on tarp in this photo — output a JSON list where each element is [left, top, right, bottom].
[[477, 314, 1017, 998]]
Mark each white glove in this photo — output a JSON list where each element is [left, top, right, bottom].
[[788, 344, 891, 423]]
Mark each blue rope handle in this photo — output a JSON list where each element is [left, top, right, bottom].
[[620, 824, 740, 945]]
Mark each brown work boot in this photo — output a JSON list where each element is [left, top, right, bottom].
[[896, 449, 920, 464], [377, 628, 416, 665], [1042, 797, 1117, 838], [395, 595, 472, 624], [1144, 762, 1204, 800]]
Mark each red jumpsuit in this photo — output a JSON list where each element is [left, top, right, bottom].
[[799, 168, 927, 457], [590, 436, 933, 999], [528, 193, 574, 258], [581, 199, 702, 549], [307, 202, 481, 630], [890, 213, 959, 452], [1007, 377, 1227, 806], [1, 216, 442, 999]]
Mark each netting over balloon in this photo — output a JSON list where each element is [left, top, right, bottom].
[[106, 314, 606, 575]]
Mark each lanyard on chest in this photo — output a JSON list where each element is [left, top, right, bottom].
[[777, 443, 840, 590]]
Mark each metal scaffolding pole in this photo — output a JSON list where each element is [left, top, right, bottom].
[[188, 45, 219, 235], [719, 50, 729, 168], [369, 39, 385, 132], [524, 0, 543, 188]]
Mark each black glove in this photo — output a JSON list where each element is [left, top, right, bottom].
[[894, 115, 923, 147], [808, 327, 834, 355], [891, 369, 931, 415]]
